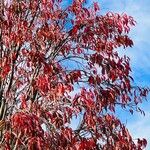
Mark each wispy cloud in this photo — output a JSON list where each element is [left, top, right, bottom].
[[70, 0, 150, 148], [98, 0, 150, 149], [127, 111, 150, 150], [100, 0, 150, 83]]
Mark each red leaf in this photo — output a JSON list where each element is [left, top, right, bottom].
[[88, 76, 95, 84], [71, 26, 78, 35], [94, 2, 100, 12]]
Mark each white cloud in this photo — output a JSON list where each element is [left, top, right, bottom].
[[98, 0, 150, 149], [127, 111, 150, 150], [71, 1, 150, 148]]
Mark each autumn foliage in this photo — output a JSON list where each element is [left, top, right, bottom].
[[0, 0, 149, 149]]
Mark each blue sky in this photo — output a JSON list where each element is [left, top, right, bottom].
[[70, 0, 150, 149], [96, 0, 150, 149], [65, 0, 150, 148]]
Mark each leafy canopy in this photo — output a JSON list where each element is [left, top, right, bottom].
[[0, 0, 148, 149]]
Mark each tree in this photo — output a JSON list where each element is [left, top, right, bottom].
[[0, 0, 149, 149]]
